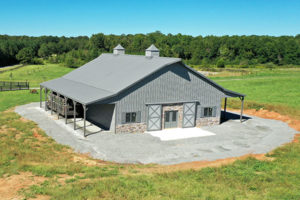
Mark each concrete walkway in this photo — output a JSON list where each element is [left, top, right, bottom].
[[15, 102, 297, 165], [146, 128, 215, 141]]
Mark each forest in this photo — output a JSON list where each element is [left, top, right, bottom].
[[0, 31, 300, 68]]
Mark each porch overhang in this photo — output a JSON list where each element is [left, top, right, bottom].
[[40, 78, 114, 138], [224, 89, 246, 98], [40, 78, 114, 105], [222, 89, 246, 123]]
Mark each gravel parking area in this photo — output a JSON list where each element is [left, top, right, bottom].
[[15, 102, 297, 165]]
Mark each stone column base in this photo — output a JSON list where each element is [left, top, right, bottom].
[[196, 117, 220, 127], [116, 123, 147, 133]]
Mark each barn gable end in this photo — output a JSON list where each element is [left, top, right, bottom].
[[111, 62, 224, 132]]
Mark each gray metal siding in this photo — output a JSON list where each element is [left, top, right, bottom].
[[87, 104, 115, 130], [112, 62, 224, 125]]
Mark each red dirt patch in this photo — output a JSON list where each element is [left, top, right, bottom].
[[0, 172, 47, 200], [19, 117, 30, 123], [292, 134, 300, 143], [33, 128, 41, 139], [230, 108, 300, 132], [29, 195, 51, 200], [72, 154, 105, 166]]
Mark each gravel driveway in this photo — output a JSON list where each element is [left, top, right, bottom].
[[15, 102, 296, 165]]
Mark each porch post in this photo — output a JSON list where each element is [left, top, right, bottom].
[[65, 97, 68, 124], [73, 101, 77, 130], [83, 104, 87, 137], [39, 86, 42, 108], [44, 88, 47, 111], [57, 93, 60, 119], [50, 91, 53, 115], [223, 97, 227, 120], [240, 97, 244, 122]]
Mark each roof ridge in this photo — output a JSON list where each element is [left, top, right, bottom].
[[102, 53, 181, 60]]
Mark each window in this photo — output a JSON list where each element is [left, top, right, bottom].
[[125, 112, 137, 123], [171, 111, 177, 122], [204, 107, 213, 117]]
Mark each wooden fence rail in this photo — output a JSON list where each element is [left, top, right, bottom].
[[0, 81, 30, 91]]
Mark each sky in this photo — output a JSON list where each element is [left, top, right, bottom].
[[0, 0, 299, 37]]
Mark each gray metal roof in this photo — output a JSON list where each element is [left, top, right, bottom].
[[40, 78, 114, 104], [224, 89, 246, 98], [41, 53, 181, 104]]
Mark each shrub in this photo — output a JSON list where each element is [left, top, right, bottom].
[[216, 59, 225, 68], [31, 58, 44, 65], [264, 62, 276, 69]]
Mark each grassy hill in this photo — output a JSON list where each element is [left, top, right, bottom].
[[0, 64, 73, 87], [0, 64, 73, 112]]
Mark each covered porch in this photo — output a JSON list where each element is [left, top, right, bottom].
[[222, 89, 246, 122], [39, 77, 115, 137], [40, 86, 92, 137]]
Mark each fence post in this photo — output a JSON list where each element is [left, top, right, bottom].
[[10, 82, 12, 90]]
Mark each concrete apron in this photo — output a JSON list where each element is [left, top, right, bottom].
[[39, 107, 103, 138], [15, 102, 297, 165]]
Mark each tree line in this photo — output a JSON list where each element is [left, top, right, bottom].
[[0, 31, 300, 68]]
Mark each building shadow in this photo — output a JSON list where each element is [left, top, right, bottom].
[[85, 130, 102, 137], [220, 110, 251, 123]]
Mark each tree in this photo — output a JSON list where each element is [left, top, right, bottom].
[[16, 47, 35, 64], [1, 33, 300, 67], [38, 43, 51, 58], [90, 33, 105, 50], [64, 54, 76, 67]]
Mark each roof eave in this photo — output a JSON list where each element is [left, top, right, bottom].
[[40, 82, 88, 105]]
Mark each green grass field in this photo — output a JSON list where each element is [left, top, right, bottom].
[[0, 64, 22, 72], [211, 68, 300, 119], [0, 64, 72, 112], [212, 68, 300, 109], [0, 64, 300, 199], [0, 63, 73, 87]]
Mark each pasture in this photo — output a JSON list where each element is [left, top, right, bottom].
[[0, 64, 72, 112], [0, 64, 73, 87], [212, 68, 300, 110]]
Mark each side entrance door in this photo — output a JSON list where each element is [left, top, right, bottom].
[[147, 105, 162, 131], [183, 102, 196, 128], [164, 111, 178, 129]]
